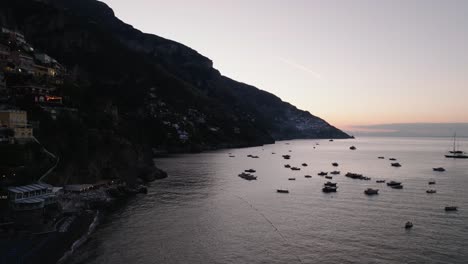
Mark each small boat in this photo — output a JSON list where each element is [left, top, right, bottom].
[[391, 185, 403, 189], [332, 162, 339, 167], [244, 169, 256, 173], [277, 189, 289, 193], [350, 146, 356, 150], [389, 158, 397, 161], [387, 181, 402, 186], [324, 182, 337, 187], [288, 178, 296, 181], [284, 164, 291, 168], [428, 180, 436, 185], [329, 139, 334, 142], [228, 155, 235, 158], [330, 170, 340, 175], [322, 186, 338, 193], [238, 173, 257, 181], [318, 172, 328, 176], [376, 180, 386, 183], [282, 155, 291, 159], [364, 188, 379, 195], [405, 221, 413, 229], [426, 189, 437, 194], [378, 156, 385, 159], [445, 206, 458, 211], [302, 163, 308, 167], [251, 155, 259, 159], [291, 167, 301, 171], [433, 167, 445, 172], [304, 175, 312, 178], [345, 172, 367, 180], [391, 162, 401, 167], [247, 154, 253, 157], [325, 175, 333, 179], [272, 152, 276, 154]]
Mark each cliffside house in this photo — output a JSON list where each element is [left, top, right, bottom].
[[0, 72, 5, 91], [10, 51, 35, 73], [11, 84, 56, 96], [1, 28, 26, 44], [0, 110, 33, 140], [6, 183, 57, 226], [0, 43, 10, 66]]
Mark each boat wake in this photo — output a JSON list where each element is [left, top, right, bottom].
[[233, 195, 304, 264], [57, 210, 101, 264]]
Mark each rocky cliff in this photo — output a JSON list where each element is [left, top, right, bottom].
[[0, 0, 350, 183]]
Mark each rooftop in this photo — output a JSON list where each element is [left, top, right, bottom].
[[8, 183, 53, 194]]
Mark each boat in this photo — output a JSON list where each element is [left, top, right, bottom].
[[304, 175, 312, 178], [376, 180, 386, 183], [229, 155, 235, 157], [378, 156, 385, 159], [389, 158, 397, 161], [445, 206, 458, 211], [364, 188, 379, 195], [244, 169, 256, 173], [329, 139, 334, 142], [391, 162, 401, 167], [350, 146, 356, 150], [345, 172, 367, 180], [332, 162, 339, 167], [282, 155, 291, 159], [272, 152, 276, 154], [324, 182, 337, 187], [405, 221, 413, 229], [302, 163, 308, 167], [277, 189, 289, 193], [325, 175, 333, 179], [426, 189, 437, 194], [322, 186, 338, 193], [251, 155, 259, 159], [433, 167, 445, 172], [247, 154, 253, 157], [318, 172, 328, 176], [284, 164, 291, 168], [288, 178, 296, 181], [428, 180, 436, 185], [238, 173, 257, 181], [291, 167, 301, 171], [387, 181, 402, 186], [390, 185, 403, 189], [445, 133, 468, 159], [330, 170, 340, 175]]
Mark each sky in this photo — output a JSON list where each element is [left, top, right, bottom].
[[100, 0, 468, 132]]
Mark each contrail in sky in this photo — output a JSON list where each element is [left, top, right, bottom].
[[276, 56, 322, 79]]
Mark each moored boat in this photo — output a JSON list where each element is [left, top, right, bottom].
[[445, 206, 458, 211], [405, 221, 413, 229], [350, 146, 356, 150], [428, 180, 436, 185], [332, 162, 339, 167], [302, 163, 308, 167], [244, 169, 256, 173], [304, 175, 312, 178], [364, 188, 379, 195], [288, 178, 296, 181], [445, 133, 468, 159], [322, 186, 338, 193], [325, 175, 333, 179], [291, 167, 301, 171], [284, 164, 291, 168], [433, 167, 445, 172], [238, 173, 257, 181], [277, 189, 289, 193], [376, 180, 386, 183], [426, 189, 437, 194], [330, 170, 340, 175], [318, 171, 328, 176], [391, 162, 401, 167]]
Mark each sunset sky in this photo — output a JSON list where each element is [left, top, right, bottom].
[[101, 0, 468, 131]]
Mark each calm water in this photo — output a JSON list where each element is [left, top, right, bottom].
[[69, 137, 468, 264]]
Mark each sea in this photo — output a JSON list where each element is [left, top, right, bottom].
[[67, 137, 468, 264]]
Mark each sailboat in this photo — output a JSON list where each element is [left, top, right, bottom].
[[445, 133, 468, 159]]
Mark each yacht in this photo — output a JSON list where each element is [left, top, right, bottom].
[[364, 188, 379, 195], [445, 133, 468, 159]]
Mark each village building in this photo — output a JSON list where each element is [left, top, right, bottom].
[[9, 51, 35, 73], [0, 110, 33, 140], [11, 84, 56, 95], [0, 43, 10, 66], [6, 183, 57, 226], [1, 28, 26, 44]]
